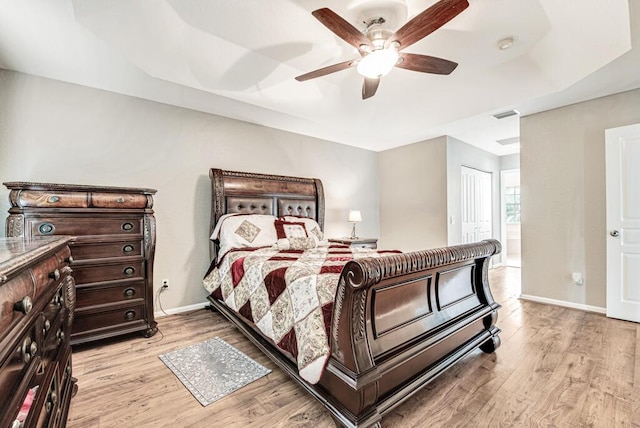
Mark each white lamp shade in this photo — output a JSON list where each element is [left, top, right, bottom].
[[348, 210, 362, 222]]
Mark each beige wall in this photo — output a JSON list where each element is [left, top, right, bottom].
[[520, 88, 640, 309], [378, 137, 448, 251], [0, 70, 380, 310]]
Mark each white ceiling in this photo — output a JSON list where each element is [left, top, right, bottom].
[[0, 0, 638, 155]]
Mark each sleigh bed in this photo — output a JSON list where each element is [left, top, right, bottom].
[[203, 168, 501, 428]]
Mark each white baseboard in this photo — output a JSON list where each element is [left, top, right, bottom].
[[519, 294, 606, 314], [155, 301, 210, 318]]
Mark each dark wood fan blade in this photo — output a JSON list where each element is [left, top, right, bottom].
[[312, 8, 372, 51], [295, 59, 357, 82], [362, 77, 380, 99], [389, 0, 469, 49], [396, 53, 458, 75]]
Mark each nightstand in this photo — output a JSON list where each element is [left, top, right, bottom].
[[329, 237, 378, 249]]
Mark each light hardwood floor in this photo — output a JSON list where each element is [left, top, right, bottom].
[[67, 267, 640, 427]]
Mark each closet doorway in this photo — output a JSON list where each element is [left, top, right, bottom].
[[461, 166, 492, 244]]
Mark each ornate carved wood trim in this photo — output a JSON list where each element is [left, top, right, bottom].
[[5, 214, 25, 237], [344, 239, 500, 290], [63, 272, 76, 326], [3, 181, 156, 194], [314, 178, 325, 230], [218, 169, 317, 184]]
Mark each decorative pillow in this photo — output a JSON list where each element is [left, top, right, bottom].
[[276, 237, 318, 251], [274, 219, 308, 239], [212, 214, 278, 260], [282, 216, 324, 242]]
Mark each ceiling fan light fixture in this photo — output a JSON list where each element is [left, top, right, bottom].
[[357, 47, 399, 78]]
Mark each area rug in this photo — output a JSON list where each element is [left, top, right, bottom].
[[159, 337, 271, 406]]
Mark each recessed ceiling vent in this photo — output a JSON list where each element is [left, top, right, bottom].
[[492, 109, 520, 120], [497, 137, 520, 146]]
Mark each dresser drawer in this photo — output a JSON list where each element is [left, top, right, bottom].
[[42, 311, 66, 368], [41, 286, 65, 345], [28, 217, 142, 237], [24, 359, 60, 428], [15, 190, 89, 208], [351, 242, 377, 249], [90, 192, 149, 209], [71, 240, 143, 261], [73, 303, 145, 334], [72, 261, 145, 285], [0, 325, 39, 411], [0, 271, 35, 336], [30, 253, 62, 296], [76, 281, 145, 307]]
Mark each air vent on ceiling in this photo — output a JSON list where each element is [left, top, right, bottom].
[[496, 137, 520, 146], [492, 109, 520, 120]]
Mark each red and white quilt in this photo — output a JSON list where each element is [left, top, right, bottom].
[[203, 244, 399, 384]]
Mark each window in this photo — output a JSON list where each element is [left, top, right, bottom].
[[505, 186, 520, 223]]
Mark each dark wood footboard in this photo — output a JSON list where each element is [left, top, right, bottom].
[[320, 239, 501, 427], [208, 239, 501, 428]]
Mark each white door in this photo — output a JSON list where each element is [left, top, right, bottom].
[[461, 166, 492, 244], [606, 123, 640, 322]]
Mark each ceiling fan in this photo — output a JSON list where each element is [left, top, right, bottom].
[[295, 0, 469, 99]]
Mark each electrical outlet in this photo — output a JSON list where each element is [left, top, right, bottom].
[[571, 272, 583, 286], [161, 279, 169, 290]]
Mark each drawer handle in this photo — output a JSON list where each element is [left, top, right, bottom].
[[116, 197, 125, 203], [54, 292, 63, 307], [39, 223, 55, 235], [21, 337, 36, 364], [123, 266, 135, 276], [44, 319, 51, 332], [123, 287, 136, 298], [65, 255, 74, 264], [48, 195, 60, 203], [124, 310, 136, 321], [45, 389, 57, 413], [57, 329, 65, 344], [14, 296, 33, 314], [122, 222, 134, 232], [49, 269, 60, 281], [122, 244, 135, 254]]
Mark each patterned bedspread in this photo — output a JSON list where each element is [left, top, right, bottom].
[[203, 244, 399, 384]]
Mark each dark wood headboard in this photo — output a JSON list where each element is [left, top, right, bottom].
[[209, 169, 325, 260]]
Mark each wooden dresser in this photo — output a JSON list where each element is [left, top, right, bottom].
[[0, 236, 76, 428], [4, 182, 157, 345]]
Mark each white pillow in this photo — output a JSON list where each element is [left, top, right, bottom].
[[276, 237, 318, 251], [212, 214, 278, 260], [282, 216, 324, 242]]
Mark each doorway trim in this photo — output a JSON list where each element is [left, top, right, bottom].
[[500, 168, 521, 267]]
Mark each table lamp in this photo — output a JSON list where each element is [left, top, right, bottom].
[[348, 210, 362, 239]]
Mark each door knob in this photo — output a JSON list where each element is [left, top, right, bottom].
[[610, 230, 620, 237]]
